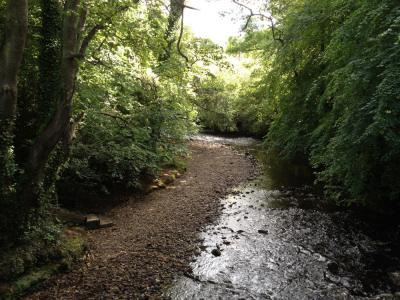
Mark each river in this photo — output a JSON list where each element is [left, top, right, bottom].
[[168, 134, 400, 299]]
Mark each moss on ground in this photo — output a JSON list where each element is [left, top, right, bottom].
[[0, 227, 87, 299]]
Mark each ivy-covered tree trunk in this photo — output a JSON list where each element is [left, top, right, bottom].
[[159, 0, 185, 62], [1, 0, 91, 244], [20, 0, 84, 207], [0, 0, 28, 244], [0, 0, 28, 195]]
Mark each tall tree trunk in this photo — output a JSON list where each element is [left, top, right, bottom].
[[22, 0, 85, 206], [0, 0, 28, 245], [18, 0, 126, 207], [0, 0, 28, 195], [38, 0, 62, 127]]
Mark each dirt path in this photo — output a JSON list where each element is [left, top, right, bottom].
[[27, 140, 255, 299]]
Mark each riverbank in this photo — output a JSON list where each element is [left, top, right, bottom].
[[26, 140, 256, 299]]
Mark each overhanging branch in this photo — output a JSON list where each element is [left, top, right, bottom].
[[77, 5, 129, 59], [177, 7, 189, 64], [232, 0, 284, 45]]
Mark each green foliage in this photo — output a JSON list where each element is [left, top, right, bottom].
[[0, 230, 86, 298], [193, 73, 238, 133], [0, 222, 61, 281], [2, 0, 398, 281], [56, 3, 205, 202], [229, 0, 400, 208], [0, 0, 217, 262], [309, 0, 400, 205]]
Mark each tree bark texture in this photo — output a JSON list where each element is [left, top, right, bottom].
[[0, 0, 28, 194]]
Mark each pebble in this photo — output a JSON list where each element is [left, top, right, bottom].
[[211, 249, 221, 257]]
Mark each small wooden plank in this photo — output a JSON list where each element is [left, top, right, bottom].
[[99, 217, 114, 229], [86, 214, 100, 229]]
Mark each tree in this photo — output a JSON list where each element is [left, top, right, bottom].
[[0, 0, 134, 245], [0, 0, 28, 243]]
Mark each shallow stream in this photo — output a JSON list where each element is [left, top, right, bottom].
[[168, 134, 400, 299]]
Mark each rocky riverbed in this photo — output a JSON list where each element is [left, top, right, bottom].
[[26, 135, 400, 299], [168, 135, 400, 300], [26, 140, 256, 299]]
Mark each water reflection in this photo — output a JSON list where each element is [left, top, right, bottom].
[[192, 133, 315, 190], [255, 148, 314, 191]]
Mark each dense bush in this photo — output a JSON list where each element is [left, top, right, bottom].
[[59, 74, 194, 201], [193, 73, 238, 133]]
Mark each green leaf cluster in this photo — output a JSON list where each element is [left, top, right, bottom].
[[226, 0, 400, 208]]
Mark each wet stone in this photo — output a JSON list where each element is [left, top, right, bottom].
[[211, 249, 221, 257], [167, 135, 400, 300]]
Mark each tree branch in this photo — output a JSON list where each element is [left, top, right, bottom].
[[232, 0, 284, 45], [78, 23, 105, 57], [183, 4, 199, 10], [177, 7, 189, 64], [100, 111, 129, 126], [76, 5, 129, 59]]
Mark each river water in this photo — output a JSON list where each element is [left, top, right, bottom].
[[168, 134, 400, 300]]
